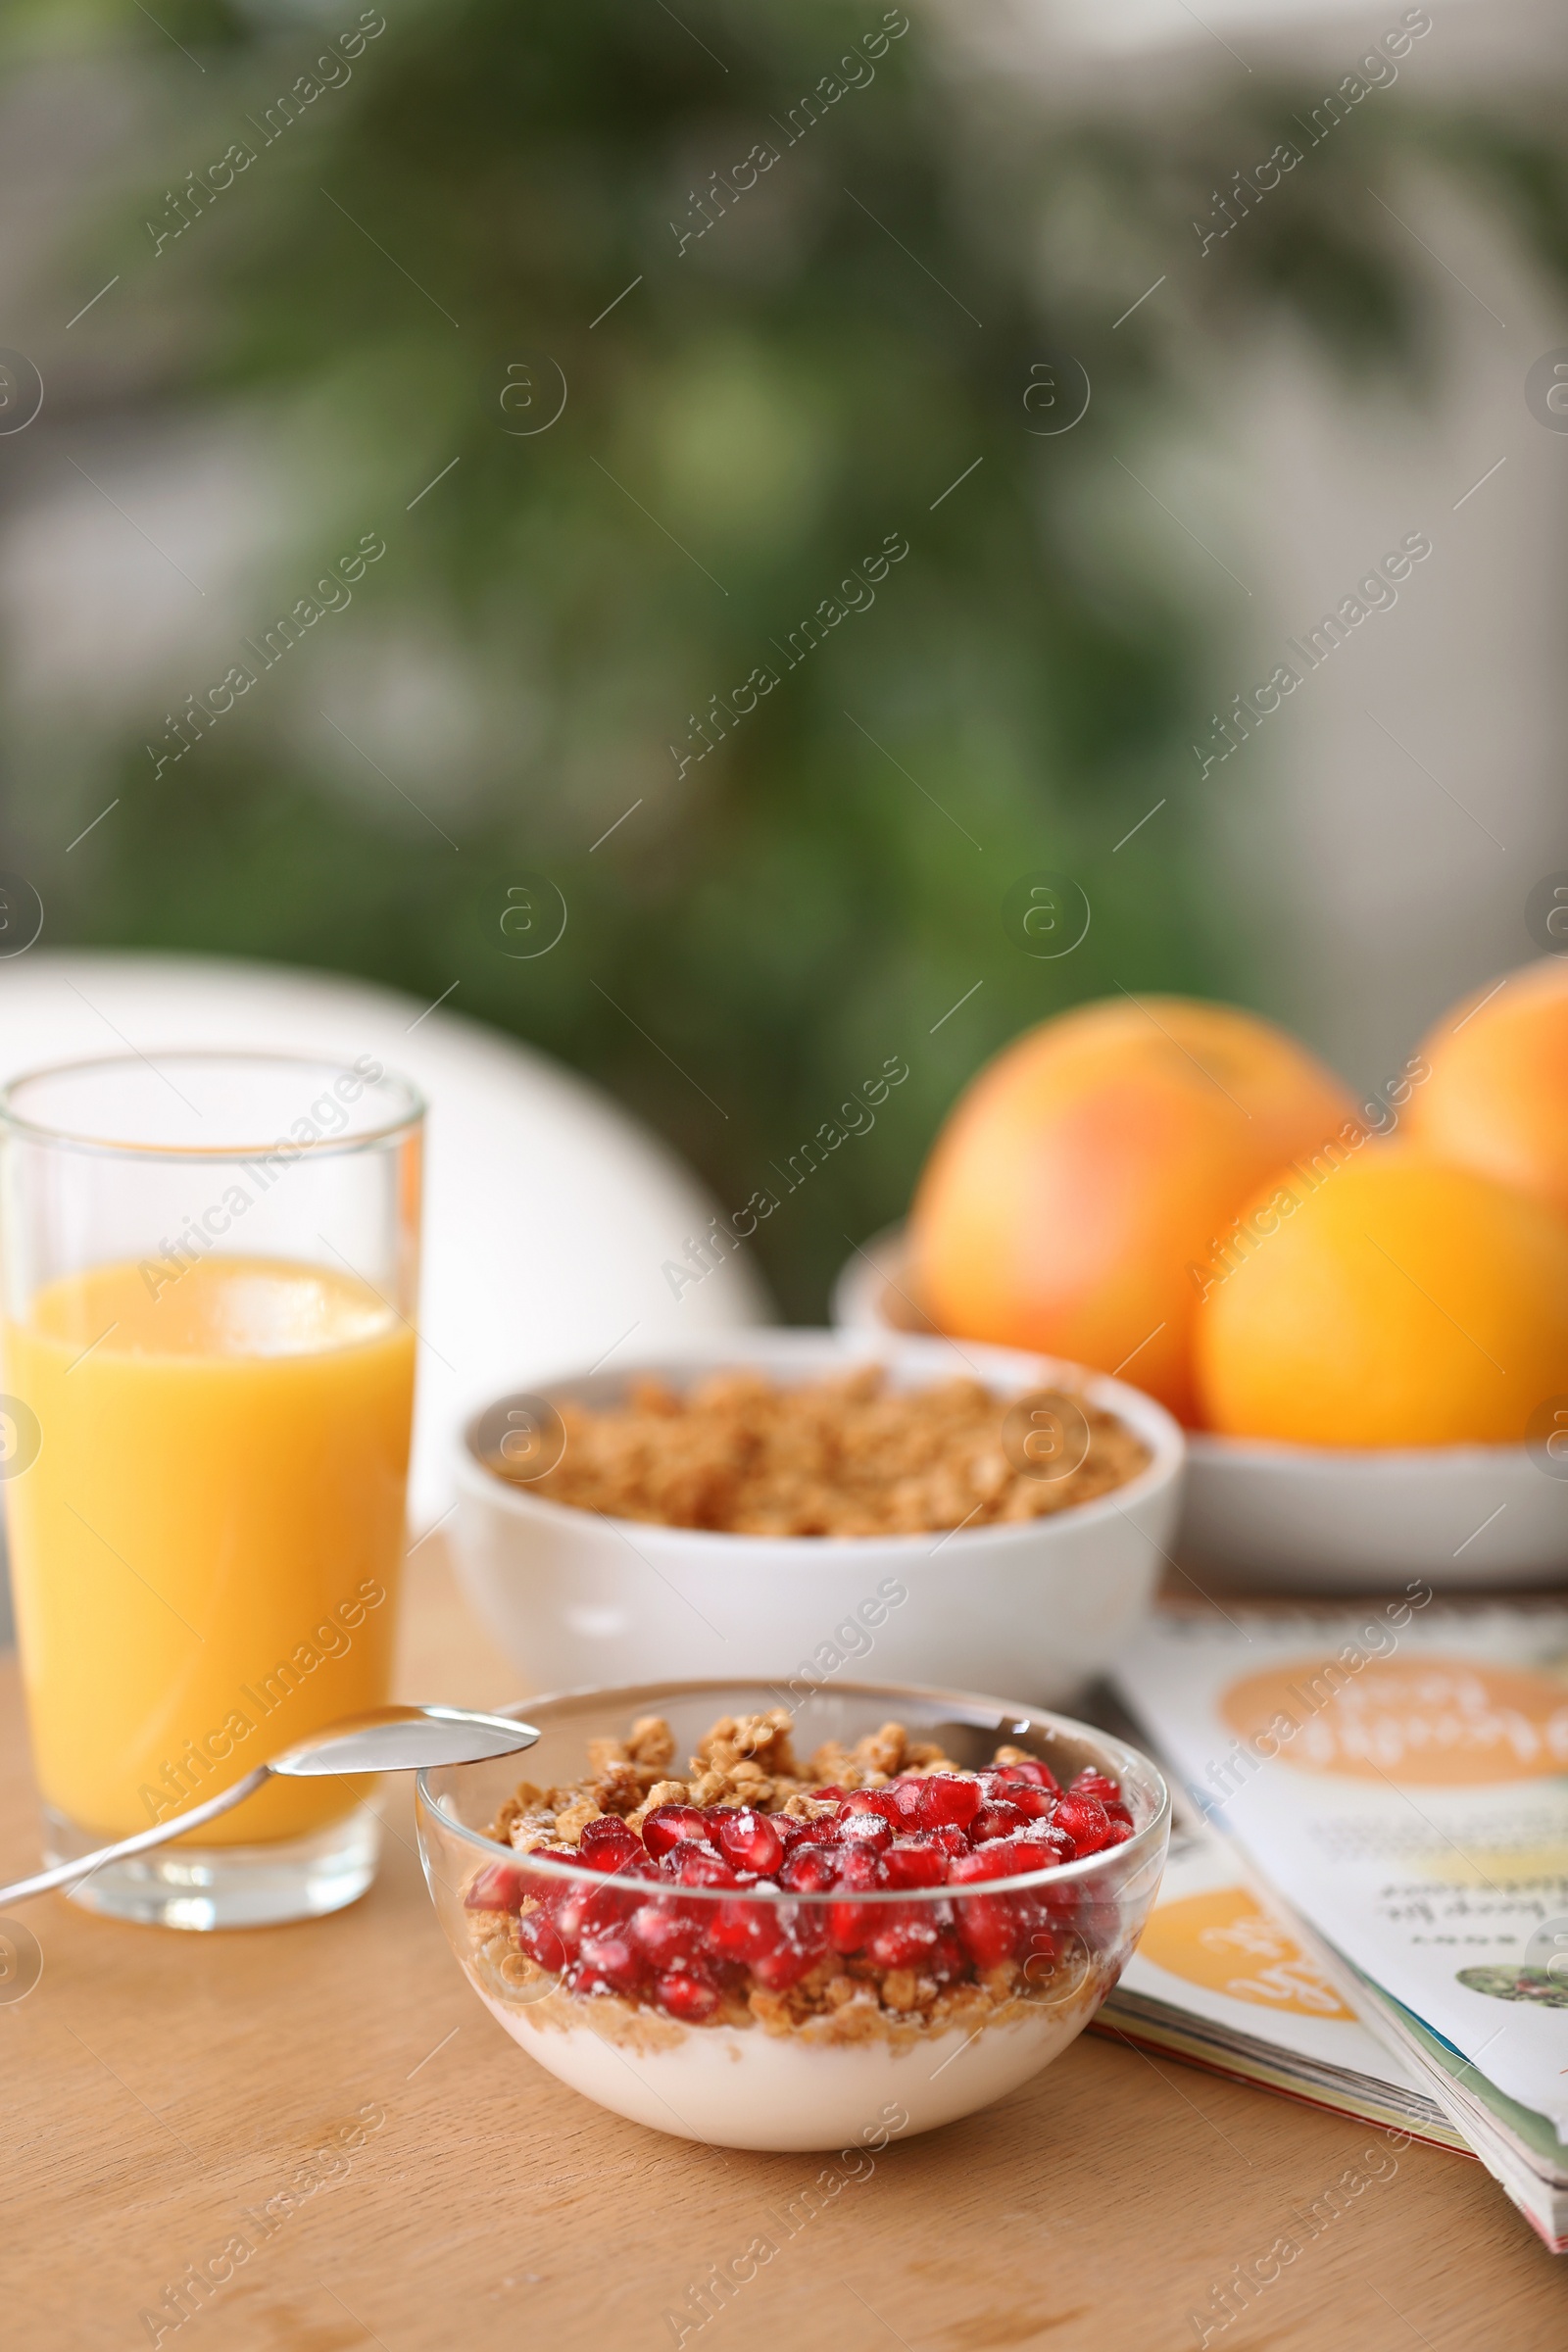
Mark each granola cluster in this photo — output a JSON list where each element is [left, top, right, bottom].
[[487, 1709, 949, 1850], [497, 1367, 1148, 1536], [466, 1712, 1135, 2047]]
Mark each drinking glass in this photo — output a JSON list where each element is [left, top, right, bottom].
[[0, 1050, 422, 1928]]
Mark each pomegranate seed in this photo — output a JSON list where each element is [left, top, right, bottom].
[[950, 1844, 1026, 1886], [583, 1860, 662, 1909], [1101, 1814, 1135, 1847], [572, 1931, 646, 1994], [778, 1842, 841, 1893], [779, 1899, 831, 1956], [955, 1891, 1019, 1969], [602, 1878, 650, 1929], [972, 1800, 1030, 1843], [596, 1862, 660, 1934], [828, 1845, 887, 1953], [668, 1845, 739, 1890], [812, 1785, 850, 1803], [630, 1898, 703, 1969], [883, 1837, 949, 1889], [642, 1803, 715, 1858], [1029, 1886, 1078, 1942], [916, 1773, 983, 1832], [867, 1907, 943, 1970], [835, 1811, 894, 1853], [750, 1939, 815, 1992], [558, 1861, 657, 1941], [995, 1759, 1061, 1793], [975, 1836, 1057, 1878], [828, 1907, 875, 1955], [656, 1969, 719, 2023], [515, 1906, 568, 1971], [579, 1817, 643, 1870], [929, 1928, 967, 1982], [1054, 1792, 1113, 1853], [515, 1845, 578, 1898], [710, 1808, 785, 1877], [549, 1882, 599, 1952], [464, 1861, 528, 1912], [931, 1824, 970, 1856], [835, 1844, 886, 1889], [705, 1899, 785, 1963], [996, 1782, 1054, 1820], [1070, 1770, 1122, 1805], [845, 1789, 903, 1825], [887, 1779, 928, 1830]]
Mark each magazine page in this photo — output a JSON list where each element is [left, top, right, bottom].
[[1113, 1823, 1429, 2088], [1113, 1603, 1568, 2149]]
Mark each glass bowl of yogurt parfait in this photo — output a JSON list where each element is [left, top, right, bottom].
[[415, 1680, 1169, 2152]]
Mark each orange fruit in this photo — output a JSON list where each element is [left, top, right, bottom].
[[1403, 958, 1568, 1223], [908, 996, 1356, 1422], [1193, 1149, 1568, 1446]]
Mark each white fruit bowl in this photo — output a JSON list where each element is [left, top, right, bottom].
[[448, 1329, 1186, 1706], [1175, 1433, 1568, 1589], [832, 1227, 1568, 1592]]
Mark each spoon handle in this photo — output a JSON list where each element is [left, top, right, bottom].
[[0, 1766, 274, 1907]]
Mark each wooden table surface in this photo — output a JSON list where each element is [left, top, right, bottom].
[[4, 1548, 1566, 2352]]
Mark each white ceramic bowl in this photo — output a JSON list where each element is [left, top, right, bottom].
[[832, 1226, 1568, 1592], [448, 1330, 1186, 1704], [1176, 1434, 1568, 1590]]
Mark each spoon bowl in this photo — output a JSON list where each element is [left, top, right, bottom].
[[268, 1704, 542, 1777], [0, 1703, 540, 1909]]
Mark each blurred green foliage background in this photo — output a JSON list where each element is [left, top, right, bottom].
[[15, 0, 1568, 1313]]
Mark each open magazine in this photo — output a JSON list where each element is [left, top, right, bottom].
[[1109, 1604, 1568, 2252], [1092, 1802, 1466, 2152]]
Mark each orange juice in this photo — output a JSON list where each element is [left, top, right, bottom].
[[5, 1254, 416, 1842]]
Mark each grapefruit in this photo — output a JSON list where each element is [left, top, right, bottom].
[[908, 996, 1357, 1422], [1194, 1150, 1568, 1446], [1403, 958, 1568, 1224]]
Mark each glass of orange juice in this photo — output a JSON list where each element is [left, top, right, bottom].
[[0, 1050, 422, 1929]]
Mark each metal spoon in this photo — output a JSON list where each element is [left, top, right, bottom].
[[0, 1703, 539, 1907]]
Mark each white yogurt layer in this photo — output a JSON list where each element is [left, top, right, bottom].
[[478, 1986, 1092, 2149]]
